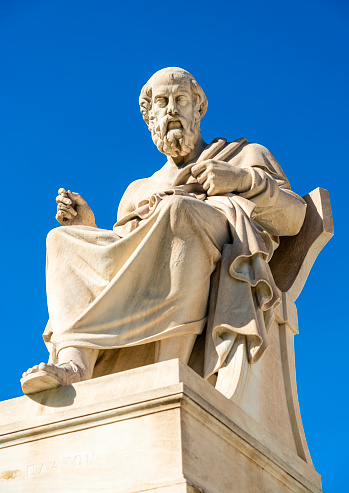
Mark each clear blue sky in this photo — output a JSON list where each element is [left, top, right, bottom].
[[0, 0, 348, 490]]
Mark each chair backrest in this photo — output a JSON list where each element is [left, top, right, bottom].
[[269, 188, 333, 302]]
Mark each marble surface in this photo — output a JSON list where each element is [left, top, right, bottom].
[[2, 360, 323, 492]]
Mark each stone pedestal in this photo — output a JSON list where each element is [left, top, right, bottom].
[[0, 360, 322, 492]]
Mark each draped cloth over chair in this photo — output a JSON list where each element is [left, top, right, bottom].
[[205, 186, 333, 400]]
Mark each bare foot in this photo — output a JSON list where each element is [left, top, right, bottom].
[[21, 361, 89, 395]]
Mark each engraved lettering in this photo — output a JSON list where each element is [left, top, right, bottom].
[[63, 456, 72, 468], [87, 451, 95, 463], [38, 463, 47, 475], [73, 455, 82, 466], [24, 450, 96, 478]]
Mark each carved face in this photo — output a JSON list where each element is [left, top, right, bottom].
[[148, 78, 201, 158]]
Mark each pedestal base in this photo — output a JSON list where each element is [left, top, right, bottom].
[[0, 360, 322, 492]]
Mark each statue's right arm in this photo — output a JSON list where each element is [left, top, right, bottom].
[[56, 188, 97, 227], [117, 178, 148, 222]]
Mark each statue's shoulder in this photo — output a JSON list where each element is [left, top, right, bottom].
[[123, 177, 150, 202], [124, 177, 149, 194], [117, 178, 149, 220], [236, 140, 273, 158], [231, 140, 288, 180], [231, 139, 277, 163], [217, 138, 274, 163]]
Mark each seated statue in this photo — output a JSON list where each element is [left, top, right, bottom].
[[21, 67, 307, 395]]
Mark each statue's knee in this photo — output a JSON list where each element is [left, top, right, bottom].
[[46, 226, 69, 249], [163, 194, 190, 209], [162, 195, 196, 232], [161, 195, 197, 226]]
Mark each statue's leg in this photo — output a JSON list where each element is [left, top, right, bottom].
[[44, 199, 229, 363], [56, 346, 99, 377], [21, 347, 99, 395], [155, 334, 197, 365]]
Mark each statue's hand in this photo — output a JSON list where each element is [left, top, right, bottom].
[[56, 188, 97, 227], [191, 160, 252, 196]]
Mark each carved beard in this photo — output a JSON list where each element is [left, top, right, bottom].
[[149, 112, 200, 158]]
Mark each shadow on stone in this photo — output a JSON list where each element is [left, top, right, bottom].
[[25, 385, 77, 407]]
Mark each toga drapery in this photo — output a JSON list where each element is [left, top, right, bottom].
[[43, 138, 306, 379]]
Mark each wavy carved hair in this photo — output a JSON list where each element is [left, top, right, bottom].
[[139, 67, 208, 126]]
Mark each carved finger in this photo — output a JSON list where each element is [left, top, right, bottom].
[[56, 210, 66, 219], [56, 211, 66, 225], [195, 171, 208, 185], [202, 180, 210, 191], [67, 190, 86, 206], [207, 185, 217, 196], [58, 204, 77, 215], [191, 162, 208, 177], [195, 167, 209, 183], [57, 202, 73, 211], [58, 188, 67, 196], [56, 211, 74, 224], [61, 210, 75, 220], [56, 195, 72, 205]]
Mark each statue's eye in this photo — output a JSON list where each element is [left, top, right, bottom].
[[155, 98, 167, 107], [177, 96, 188, 105]]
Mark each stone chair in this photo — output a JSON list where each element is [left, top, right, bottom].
[[269, 187, 333, 463], [191, 187, 333, 474]]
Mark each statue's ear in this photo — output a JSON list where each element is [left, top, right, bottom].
[[192, 93, 205, 118], [139, 88, 152, 125], [199, 99, 208, 119], [140, 100, 151, 125], [190, 79, 208, 119], [196, 94, 208, 119]]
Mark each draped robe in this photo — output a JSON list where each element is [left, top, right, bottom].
[[43, 138, 306, 379]]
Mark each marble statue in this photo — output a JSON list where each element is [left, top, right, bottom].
[[21, 67, 307, 395]]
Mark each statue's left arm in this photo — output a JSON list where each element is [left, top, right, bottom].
[[237, 143, 307, 237], [191, 142, 306, 237]]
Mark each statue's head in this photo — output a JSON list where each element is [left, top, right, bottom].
[[139, 67, 208, 158]]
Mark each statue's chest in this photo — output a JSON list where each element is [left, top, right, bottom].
[[134, 165, 190, 204]]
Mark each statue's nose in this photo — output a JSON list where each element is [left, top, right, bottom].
[[167, 98, 179, 115]]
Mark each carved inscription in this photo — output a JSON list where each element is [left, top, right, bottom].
[[26, 451, 95, 477], [0, 450, 97, 482]]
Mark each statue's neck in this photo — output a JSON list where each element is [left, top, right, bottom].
[[168, 134, 206, 168]]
